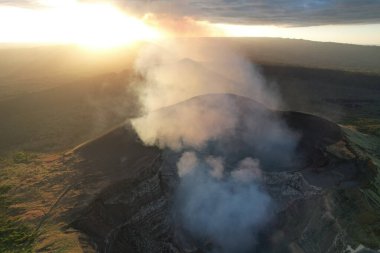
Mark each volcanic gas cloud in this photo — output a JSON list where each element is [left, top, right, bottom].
[[131, 39, 299, 252]]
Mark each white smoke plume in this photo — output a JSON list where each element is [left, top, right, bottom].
[[131, 39, 286, 151], [129, 39, 298, 252], [175, 152, 271, 252], [177, 151, 199, 177], [133, 39, 279, 112], [132, 94, 239, 150], [206, 156, 225, 180], [232, 157, 262, 183]]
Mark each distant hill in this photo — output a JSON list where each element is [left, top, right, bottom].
[[192, 37, 380, 74], [1, 38, 379, 100], [0, 45, 138, 100], [0, 38, 379, 153]]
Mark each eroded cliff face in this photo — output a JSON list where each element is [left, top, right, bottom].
[[71, 138, 375, 253], [71, 150, 200, 253], [73, 156, 165, 251], [71, 150, 371, 253], [68, 95, 379, 253]]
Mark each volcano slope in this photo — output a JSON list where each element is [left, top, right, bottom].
[[66, 94, 379, 253]]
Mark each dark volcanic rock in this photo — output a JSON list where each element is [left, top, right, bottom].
[[68, 94, 377, 253]]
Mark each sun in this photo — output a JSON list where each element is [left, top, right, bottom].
[[61, 2, 162, 49], [0, 1, 162, 49]]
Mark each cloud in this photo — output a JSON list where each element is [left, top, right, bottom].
[[5, 0, 380, 26], [114, 0, 380, 26], [142, 13, 222, 37], [0, 0, 38, 7]]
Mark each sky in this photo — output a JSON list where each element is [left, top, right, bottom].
[[0, 0, 379, 46]]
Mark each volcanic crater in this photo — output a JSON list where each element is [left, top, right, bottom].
[[67, 94, 375, 253]]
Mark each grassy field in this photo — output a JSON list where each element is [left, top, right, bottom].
[[0, 152, 85, 252], [0, 183, 36, 253]]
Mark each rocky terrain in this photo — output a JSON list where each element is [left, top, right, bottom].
[[1, 41, 379, 253], [56, 94, 380, 253]]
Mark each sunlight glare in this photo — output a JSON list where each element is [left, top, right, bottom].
[[0, 1, 162, 49]]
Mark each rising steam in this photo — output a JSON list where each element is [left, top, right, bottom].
[[130, 39, 298, 252], [175, 152, 271, 253], [133, 39, 280, 111], [143, 13, 222, 37]]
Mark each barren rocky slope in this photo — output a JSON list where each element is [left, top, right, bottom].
[[62, 94, 379, 253]]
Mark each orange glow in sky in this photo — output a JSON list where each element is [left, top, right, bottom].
[[0, 0, 162, 49], [0, 0, 379, 47]]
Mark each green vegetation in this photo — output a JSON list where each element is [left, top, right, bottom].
[[0, 185, 36, 253], [344, 128, 380, 208], [12, 152, 36, 164], [347, 118, 380, 137], [0, 153, 84, 252]]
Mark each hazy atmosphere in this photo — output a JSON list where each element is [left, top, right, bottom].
[[0, 1, 379, 253], [1, 0, 380, 46]]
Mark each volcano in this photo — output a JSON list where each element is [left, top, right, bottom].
[[66, 94, 375, 253]]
